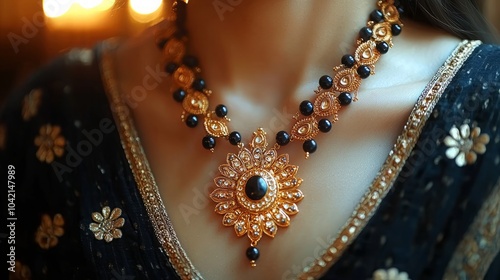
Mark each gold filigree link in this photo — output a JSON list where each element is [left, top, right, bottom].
[[313, 90, 341, 119], [381, 1, 400, 23], [291, 117, 320, 141], [333, 68, 362, 93], [182, 90, 209, 115], [204, 115, 229, 137], [164, 37, 186, 64], [371, 22, 393, 43], [173, 65, 195, 89], [355, 41, 381, 66]]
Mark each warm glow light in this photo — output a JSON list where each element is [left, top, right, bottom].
[[77, 0, 103, 9], [43, 0, 73, 18], [129, 0, 163, 15], [95, 0, 115, 11]]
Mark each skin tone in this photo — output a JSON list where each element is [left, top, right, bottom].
[[114, 1, 461, 279]]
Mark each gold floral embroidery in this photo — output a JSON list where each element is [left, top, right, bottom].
[[22, 89, 42, 121], [89, 206, 125, 242], [34, 124, 66, 164], [35, 213, 65, 250], [444, 124, 490, 167], [0, 123, 6, 150], [373, 267, 410, 280], [9, 261, 32, 280]]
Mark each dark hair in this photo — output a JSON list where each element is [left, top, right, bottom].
[[401, 0, 499, 43]]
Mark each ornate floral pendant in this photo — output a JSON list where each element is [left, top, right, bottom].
[[209, 128, 304, 266]]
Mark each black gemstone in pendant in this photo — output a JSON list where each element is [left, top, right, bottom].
[[303, 139, 317, 153], [376, 41, 389, 54], [185, 114, 198, 127], [341, 54, 356, 68], [246, 246, 260, 262], [276, 131, 291, 146], [202, 135, 216, 150], [359, 27, 373, 42], [228, 131, 242, 145], [173, 88, 186, 102], [357, 65, 371, 79], [245, 176, 268, 200], [319, 75, 333, 89], [215, 104, 228, 117], [338, 92, 352, 105], [318, 119, 332, 133], [299, 100, 314, 116]]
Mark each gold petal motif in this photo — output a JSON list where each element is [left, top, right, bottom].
[[214, 176, 236, 189], [263, 218, 278, 238], [272, 208, 290, 227], [222, 212, 239, 226], [182, 91, 209, 115], [355, 41, 381, 65], [291, 116, 319, 141], [210, 188, 235, 202], [333, 68, 362, 93], [280, 189, 304, 202], [219, 164, 238, 179], [174, 66, 195, 89], [215, 200, 237, 214], [238, 148, 254, 169], [313, 91, 341, 117], [372, 22, 392, 42], [204, 117, 229, 137], [227, 153, 246, 172]]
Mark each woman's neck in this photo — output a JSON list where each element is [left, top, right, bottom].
[[186, 0, 373, 102]]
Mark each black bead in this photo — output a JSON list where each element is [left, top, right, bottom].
[[192, 78, 206, 91], [183, 55, 199, 68], [185, 114, 198, 127], [202, 135, 216, 150], [165, 62, 178, 74], [246, 246, 260, 261], [341, 54, 356, 68], [276, 131, 291, 146], [215, 104, 228, 118], [157, 38, 168, 50], [303, 139, 317, 154], [173, 89, 186, 102], [319, 75, 333, 89], [357, 65, 371, 79], [299, 100, 314, 116], [359, 27, 373, 42], [376, 41, 389, 54], [391, 24, 402, 36], [338, 92, 352, 106], [245, 176, 268, 200], [228, 131, 242, 145], [370, 9, 384, 23], [318, 119, 332, 133]]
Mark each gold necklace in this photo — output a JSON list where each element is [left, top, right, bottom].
[[156, 0, 403, 267]]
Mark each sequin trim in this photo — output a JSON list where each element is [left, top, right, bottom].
[[443, 179, 500, 279], [100, 40, 203, 279], [298, 40, 482, 279]]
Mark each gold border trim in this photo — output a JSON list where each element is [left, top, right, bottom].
[[444, 179, 500, 279], [298, 40, 482, 279], [99, 41, 203, 280]]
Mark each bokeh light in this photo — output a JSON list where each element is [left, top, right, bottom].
[[129, 0, 163, 15]]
